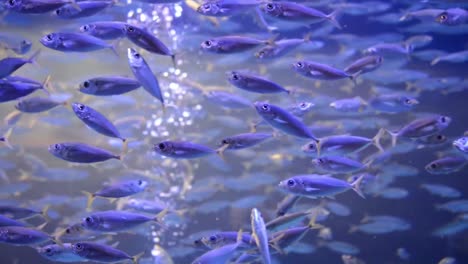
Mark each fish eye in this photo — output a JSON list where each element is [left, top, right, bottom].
[[300, 102, 307, 108], [158, 143, 166, 150], [258, 51, 265, 56], [74, 243, 83, 250], [231, 73, 239, 80], [439, 14, 447, 21], [296, 62, 303, 68], [204, 40, 212, 47], [78, 104, 85, 111], [209, 235, 216, 242], [308, 143, 315, 150], [440, 116, 447, 123], [65, 228, 71, 234], [46, 34, 53, 41], [261, 104, 269, 111], [404, 98, 411, 104], [55, 9, 61, 15], [202, 4, 210, 10], [85, 217, 92, 222], [266, 3, 274, 11], [430, 163, 437, 169], [82, 25, 90, 31], [83, 81, 90, 88], [221, 139, 228, 145], [21, 40, 28, 45], [127, 26, 135, 32], [436, 135, 444, 140], [54, 144, 60, 150], [287, 179, 295, 186], [138, 180, 143, 185], [317, 158, 324, 164], [45, 247, 52, 253], [8, 0, 15, 6]]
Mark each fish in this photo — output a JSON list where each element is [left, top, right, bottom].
[[81, 210, 165, 232], [127, 48, 165, 106], [0, 204, 49, 220], [0, 50, 39, 79], [0, 77, 48, 103], [344, 55, 383, 76], [254, 102, 317, 140], [200, 231, 254, 249], [255, 34, 314, 60], [71, 242, 142, 263], [420, 184, 461, 198], [40, 32, 117, 55], [250, 208, 271, 264], [386, 115, 451, 146], [218, 132, 272, 151], [278, 174, 365, 199], [196, 0, 262, 17], [276, 195, 301, 216], [400, 9, 445, 22], [435, 8, 468, 26], [292, 60, 358, 83], [122, 24, 175, 65], [48, 142, 120, 163], [37, 243, 88, 263], [72, 102, 126, 142], [368, 94, 419, 113], [205, 90, 251, 109], [329, 96, 368, 112], [453, 136, 468, 153], [436, 200, 468, 213], [227, 71, 289, 94], [312, 156, 369, 174], [0, 34, 32, 54], [431, 50, 468, 65], [302, 129, 385, 157], [153, 141, 216, 159], [5, 0, 77, 13], [201, 35, 270, 53], [269, 216, 319, 253], [79, 76, 141, 96], [15, 96, 66, 113], [82, 179, 148, 209], [80, 21, 127, 40], [0, 215, 27, 227], [55, 0, 115, 19], [425, 156, 467, 175], [191, 229, 244, 264], [260, 2, 341, 29], [0, 226, 52, 245]]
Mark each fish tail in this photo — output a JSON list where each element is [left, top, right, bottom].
[[372, 128, 386, 153], [349, 70, 361, 86], [430, 56, 441, 66], [175, 208, 189, 216], [1, 127, 13, 149], [351, 174, 365, 199], [109, 41, 119, 57], [348, 225, 359, 233], [235, 228, 244, 246], [303, 32, 313, 42], [4, 111, 22, 127], [82, 191, 95, 211], [121, 138, 129, 157], [37, 221, 48, 231], [40, 205, 51, 222], [316, 140, 322, 157], [68, 0, 81, 11], [40, 75, 51, 95], [154, 208, 168, 226], [132, 252, 144, 264], [385, 129, 398, 147], [216, 144, 229, 160], [28, 49, 41, 65], [254, 7, 277, 32], [327, 10, 342, 29]]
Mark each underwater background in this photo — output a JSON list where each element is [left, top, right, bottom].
[[0, 0, 467, 263]]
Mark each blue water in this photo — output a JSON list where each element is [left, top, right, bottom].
[[0, 1, 467, 264]]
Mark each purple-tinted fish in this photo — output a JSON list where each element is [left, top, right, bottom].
[[15, 96, 66, 113], [254, 102, 317, 140], [364, 43, 412, 56], [200, 231, 254, 249], [292, 60, 357, 83], [278, 174, 365, 198], [269, 217, 317, 251], [227, 71, 289, 94], [0, 205, 48, 220], [205, 90, 251, 109], [123, 24, 175, 65], [344, 55, 383, 75], [79, 76, 140, 96], [0, 78, 47, 103], [80, 21, 127, 40], [197, 0, 262, 17], [201, 35, 270, 53], [219, 132, 272, 150], [387, 115, 451, 146], [400, 9, 445, 22], [5, 0, 76, 14], [0, 226, 52, 245], [0, 50, 39, 79], [72, 242, 140, 263], [425, 156, 467, 175], [192, 230, 244, 264], [0, 215, 27, 227], [453, 136, 468, 153], [276, 195, 301, 217], [55, 0, 114, 19], [40, 32, 116, 54], [48, 142, 120, 163], [369, 94, 419, 113], [255, 34, 313, 60], [260, 1, 341, 29], [312, 156, 368, 173], [435, 8, 468, 26], [83, 179, 148, 209], [82, 210, 163, 232], [127, 48, 164, 106], [154, 141, 215, 159], [72, 102, 125, 142]]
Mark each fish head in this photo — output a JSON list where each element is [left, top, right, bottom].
[[127, 48, 144, 67], [219, 137, 233, 147], [37, 244, 62, 259], [435, 12, 449, 24], [201, 234, 223, 248], [292, 61, 308, 74], [399, 96, 419, 107], [71, 242, 89, 257], [79, 79, 98, 94], [129, 179, 148, 191], [19, 39, 32, 54], [311, 157, 327, 170], [196, 2, 220, 16], [435, 115, 451, 130], [255, 46, 274, 59], [425, 160, 440, 173], [4, 0, 22, 10], [253, 101, 275, 120], [260, 2, 282, 16], [80, 24, 96, 34], [278, 177, 301, 194], [302, 141, 318, 154], [373, 55, 384, 65], [226, 71, 246, 86], [82, 215, 98, 229], [122, 24, 141, 38], [154, 141, 174, 156], [453, 137, 468, 151], [71, 103, 89, 119], [14, 100, 25, 111], [40, 33, 60, 49], [48, 143, 67, 158], [200, 39, 219, 52], [55, 6, 74, 18]]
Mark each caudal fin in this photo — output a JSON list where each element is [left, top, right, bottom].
[[132, 252, 145, 264], [82, 191, 96, 211], [28, 49, 41, 65], [385, 129, 399, 147], [326, 10, 342, 29], [351, 174, 365, 199], [372, 128, 386, 153], [0, 128, 13, 149]]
